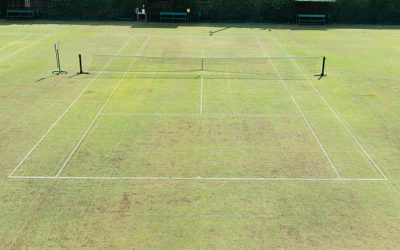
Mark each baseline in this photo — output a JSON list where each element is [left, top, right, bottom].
[[100, 113, 289, 117], [8, 175, 387, 181]]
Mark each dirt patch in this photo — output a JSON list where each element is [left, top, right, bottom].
[[119, 192, 131, 217]]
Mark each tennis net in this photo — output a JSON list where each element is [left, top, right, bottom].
[[78, 54, 326, 77]]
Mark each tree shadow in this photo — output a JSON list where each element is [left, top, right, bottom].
[[0, 19, 399, 31]]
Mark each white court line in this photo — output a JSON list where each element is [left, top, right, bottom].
[[8, 35, 136, 178], [100, 113, 289, 117], [8, 175, 387, 181], [0, 34, 32, 51], [269, 35, 389, 180], [256, 37, 341, 179], [165, 49, 262, 52], [55, 36, 152, 177], [0, 34, 50, 62], [200, 50, 205, 114]]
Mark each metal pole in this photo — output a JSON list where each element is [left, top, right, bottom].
[[77, 54, 89, 74], [79, 54, 83, 74], [321, 56, 326, 76]]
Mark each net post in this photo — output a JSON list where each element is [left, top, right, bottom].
[[201, 57, 204, 72], [321, 56, 326, 77], [79, 54, 83, 74], [78, 54, 89, 74]]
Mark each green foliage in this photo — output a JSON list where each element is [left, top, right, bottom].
[[192, 0, 400, 23], [46, 0, 143, 19], [0, 0, 7, 18], [193, 0, 295, 21], [40, 0, 400, 23]]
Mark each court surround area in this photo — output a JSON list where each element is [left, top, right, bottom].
[[1, 22, 400, 248]]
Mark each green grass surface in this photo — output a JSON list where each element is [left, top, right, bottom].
[[1, 20, 400, 248]]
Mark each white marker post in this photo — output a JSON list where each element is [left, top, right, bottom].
[[52, 41, 67, 75]]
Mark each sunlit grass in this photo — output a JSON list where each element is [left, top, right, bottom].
[[1, 21, 400, 248]]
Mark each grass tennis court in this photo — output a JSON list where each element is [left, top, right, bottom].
[[1, 21, 400, 248]]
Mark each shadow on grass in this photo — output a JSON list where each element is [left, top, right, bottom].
[[83, 71, 321, 81], [209, 27, 230, 36], [0, 19, 399, 31], [35, 74, 57, 83]]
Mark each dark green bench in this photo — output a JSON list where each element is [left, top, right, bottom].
[[160, 12, 187, 22], [6, 10, 35, 20], [297, 14, 325, 24]]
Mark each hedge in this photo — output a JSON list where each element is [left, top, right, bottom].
[[8, 0, 400, 23], [45, 0, 143, 19], [191, 0, 400, 23]]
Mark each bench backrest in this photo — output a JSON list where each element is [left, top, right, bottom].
[[7, 10, 35, 14], [298, 14, 325, 18], [160, 12, 187, 16]]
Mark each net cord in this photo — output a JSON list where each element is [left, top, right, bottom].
[[89, 54, 321, 60]]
